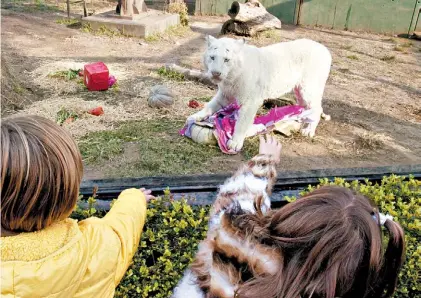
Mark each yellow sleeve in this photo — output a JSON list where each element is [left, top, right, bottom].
[[102, 188, 147, 285]]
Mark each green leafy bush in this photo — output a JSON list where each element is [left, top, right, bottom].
[[73, 175, 420, 298], [116, 190, 209, 297], [167, 2, 189, 26]]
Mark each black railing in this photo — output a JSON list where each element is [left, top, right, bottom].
[[79, 164, 421, 210]]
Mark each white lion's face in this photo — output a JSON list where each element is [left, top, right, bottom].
[[203, 36, 245, 84]]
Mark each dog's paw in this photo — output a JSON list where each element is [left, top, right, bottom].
[[227, 138, 245, 152]]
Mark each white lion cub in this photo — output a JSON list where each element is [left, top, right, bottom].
[[188, 36, 332, 151]]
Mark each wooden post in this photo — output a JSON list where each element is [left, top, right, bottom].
[[83, 0, 87, 17], [67, 0, 70, 18]]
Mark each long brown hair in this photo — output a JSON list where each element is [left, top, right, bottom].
[[1, 115, 83, 232], [234, 186, 405, 298]]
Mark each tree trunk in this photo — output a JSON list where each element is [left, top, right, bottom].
[[221, 0, 281, 37]]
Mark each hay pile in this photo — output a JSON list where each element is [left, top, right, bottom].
[[14, 97, 140, 137], [29, 60, 128, 95]]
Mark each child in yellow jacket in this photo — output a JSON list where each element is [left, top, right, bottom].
[[0, 115, 153, 298]]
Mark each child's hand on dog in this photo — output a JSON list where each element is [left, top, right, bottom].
[[259, 134, 282, 164], [140, 188, 155, 202]]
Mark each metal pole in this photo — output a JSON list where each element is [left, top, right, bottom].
[[407, 0, 420, 36]]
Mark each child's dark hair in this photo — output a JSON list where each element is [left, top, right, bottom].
[[236, 186, 405, 298], [1, 115, 83, 232]]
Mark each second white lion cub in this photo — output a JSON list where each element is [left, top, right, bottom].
[[188, 36, 332, 152]]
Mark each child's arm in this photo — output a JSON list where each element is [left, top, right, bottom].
[[101, 188, 149, 285]]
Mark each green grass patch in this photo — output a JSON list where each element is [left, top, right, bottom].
[[400, 41, 413, 48], [145, 25, 191, 43], [56, 107, 79, 125], [56, 18, 80, 26], [12, 84, 26, 95], [2, 0, 59, 12], [394, 46, 405, 52], [157, 66, 185, 81], [81, 23, 93, 33], [242, 135, 260, 160], [346, 55, 359, 60], [263, 29, 280, 40], [81, 23, 124, 37], [329, 70, 339, 77], [49, 69, 81, 80], [78, 119, 222, 176], [380, 55, 396, 62], [81, 22, 189, 40], [95, 25, 124, 37], [79, 133, 124, 163], [340, 45, 352, 50], [56, 17, 82, 28], [253, 29, 281, 43], [337, 67, 351, 73], [167, 2, 189, 26], [110, 81, 120, 92], [383, 37, 398, 44]]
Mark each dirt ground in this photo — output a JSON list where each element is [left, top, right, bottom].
[[2, 0, 421, 179]]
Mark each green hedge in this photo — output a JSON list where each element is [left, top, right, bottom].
[[72, 176, 421, 298]]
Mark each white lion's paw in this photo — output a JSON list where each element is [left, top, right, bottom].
[[187, 111, 207, 123], [245, 124, 266, 137], [301, 126, 316, 138], [227, 138, 245, 152]]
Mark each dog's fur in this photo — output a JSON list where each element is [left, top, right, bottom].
[[171, 154, 280, 298], [188, 36, 332, 151]]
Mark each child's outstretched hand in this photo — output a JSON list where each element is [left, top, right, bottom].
[[140, 188, 155, 202], [259, 134, 282, 164]]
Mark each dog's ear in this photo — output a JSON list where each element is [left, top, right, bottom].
[[206, 35, 217, 47]]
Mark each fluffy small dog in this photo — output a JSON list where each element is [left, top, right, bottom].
[[188, 36, 332, 152], [171, 153, 281, 298]]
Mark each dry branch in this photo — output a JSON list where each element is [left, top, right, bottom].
[[221, 0, 282, 37]]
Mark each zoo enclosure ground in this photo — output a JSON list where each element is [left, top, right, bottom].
[[1, 0, 421, 179]]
